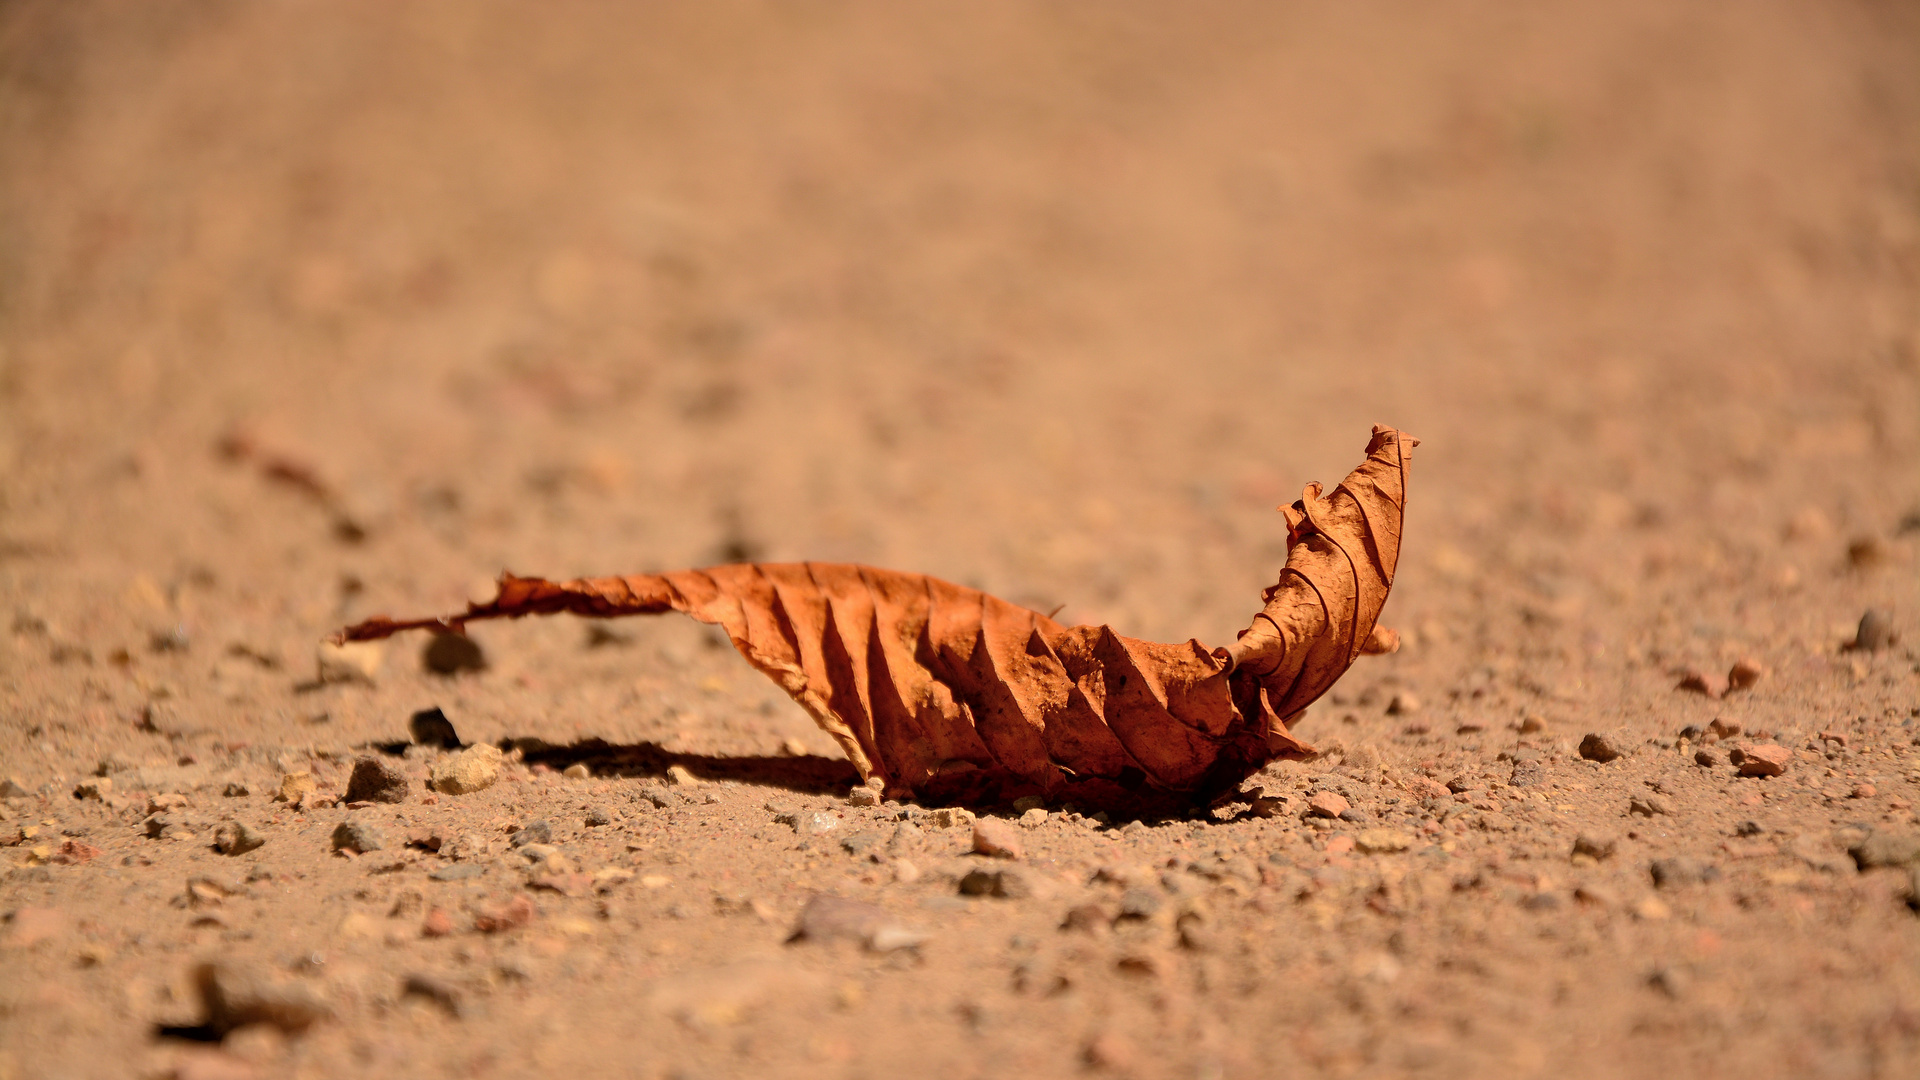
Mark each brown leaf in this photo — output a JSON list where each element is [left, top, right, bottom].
[[336, 425, 1415, 810]]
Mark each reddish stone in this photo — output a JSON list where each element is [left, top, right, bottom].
[[1737, 744, 1792, 778], [1307, 791, 1350, 819], [971, 818, 1024, 860]]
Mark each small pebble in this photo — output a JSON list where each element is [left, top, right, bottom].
[[509, 819, 552, 848], [430, 745, 502, 796], [1677, 669, 1726, 698], [407, 707, 462, 749], [274, 772, 316, 804], [665, 765, 699, 786], [1709, 718, 1742, 739], [583, 805, 612, 827], [1306, 791, 1350, 819], [1019, 808, 1048, 828], [1385, 692, 1421, 715], [344, 756, 410, 804], [331, 820, 387, 854], [1649, 857, 1716, 888], [1737, 744, 1792, 778], [421, 632, 487, 675], [845, 786, 881, 807], [1629, 796, 1671, 817], [1578, 732, 1626, 763], [972, 818, 1025, 859], [421, 908, 455, 937], [1572, 833, 1618, 860], [222, 781, 250, 798], [1851, 783, 1877, 799], [72, 778, 112, 801], [213, 822, 266, 856], [562, 763, 591, 780], [1693, 748, 1723, 768], [930, 807, 975, 829], [1726, 657, 1766, 691], [1853, 609, 1895, 652]]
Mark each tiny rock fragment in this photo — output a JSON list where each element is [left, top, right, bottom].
[[50, 839, 102, 865], [1519, 714, 1548, 734], [665, 765, 699, 786], [1510, 761, 1547, 787], [1306, 791, 1350, 819], [330, 819, 387, 854], [1694, 748, 1723, 768], [1817, 730, 1848, 747], [1629, 796, 1671, 817], [779, 737, 808, 756], [191, 961, 331, 1037], [930, 807, 975, 829], [845, 785, 880, 807], [1062, 903, 1112, 935], [431, 744, 503, 796], [1650, 857, 1716, 888], [1851, 783, 1877, 799], [561, 763, 590, 780], [789, 893, 924, 951], [222, 781, 250, 798], [273, 772, 315, 804], [1011, 795, 1046, 813], [214, 822, 266, 856], [401, 973, 464, 1017], [509, 819, 552, 847], [583, 805, 612, 826], [1355, 829, 1413, 854], [71, 776, 111, 801], [1406, 777, 1449, 801], [422, 632, 487, 675], [1726, 658, 1766, 692], [1572, 833, 1618, 861], [1019, 808, 1048, 828], [1578, 732, 1626, 763], [407, 707, 462, 749], [957, 867, 1038, 899], [1677, 669, 1726, 698], [315, 640, 382, 684], [0, 776, 30, 798], [472, 894, 535, 933], [1852, 609, 1895, 652], [1709, 718, 1742, 739], [972, 818, 1025, 859], [1385, 692, 1421, 715], [1250, 795, 1288, 818], [1737, 744, 1792, 778], [344, 756, 410, 804]]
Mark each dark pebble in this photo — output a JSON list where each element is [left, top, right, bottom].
[[344, 756, 410, 804], [1579, 731, 1626, 762], [1854, 610, 1895, 652], [422, 632, 488, 675], [407, 707, 462, 749]]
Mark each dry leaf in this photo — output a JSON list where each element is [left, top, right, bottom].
[[336, 425, 1415, 811]]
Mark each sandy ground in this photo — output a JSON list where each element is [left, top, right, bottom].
[[2, 2, 1918, 1078]]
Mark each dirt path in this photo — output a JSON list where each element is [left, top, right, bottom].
[[2, 3, 1917, 1077]]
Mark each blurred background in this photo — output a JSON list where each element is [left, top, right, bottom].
[[1, 1, 1915, 752]]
